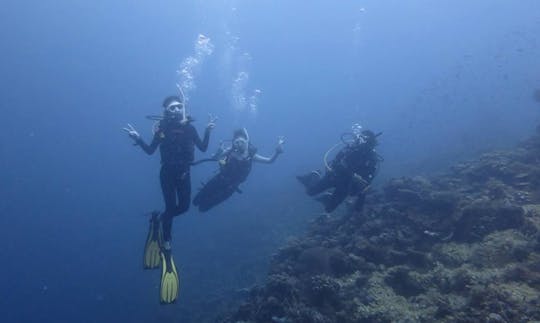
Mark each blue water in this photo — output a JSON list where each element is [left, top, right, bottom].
[[1, 1, 539, 322]]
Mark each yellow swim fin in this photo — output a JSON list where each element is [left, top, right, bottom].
[[160, 249, 179, 304], [143, 212, 162, 269]]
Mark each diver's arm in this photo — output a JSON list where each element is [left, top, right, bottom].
[[253, 152, 280, 164], [253, 145, 283, 164], [353, 155, 378, 186], [193, 115, 217, 152], [254, 136, 285, 164], [124, 123, 159, 155], [136, 134, 160, 155], [364, 156, 379, 183], [253, 139, 284, 164], [193, 127, 211, 152]]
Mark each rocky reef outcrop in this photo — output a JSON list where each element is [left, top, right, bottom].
[[221, 127, 540, 323]]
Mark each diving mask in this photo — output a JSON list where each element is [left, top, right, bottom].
[[233, 137, 248, 153], [165, 101, 185, 120], [351, 123, 365, 144]]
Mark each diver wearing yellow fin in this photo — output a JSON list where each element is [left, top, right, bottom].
[[160, 248, 179, 304], [142, 211, 180, 304], [124, 93, 217, 304], [143, 211, 162, 269]]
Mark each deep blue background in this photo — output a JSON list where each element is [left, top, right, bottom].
[[1, 1, 539, 322]]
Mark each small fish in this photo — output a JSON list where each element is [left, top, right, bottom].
[[423, 230, 439, 237]]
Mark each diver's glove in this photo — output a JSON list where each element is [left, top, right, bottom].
[[123, 123, 141, 144], [275, 136, 285, 154], [206, 114, 218, 131]]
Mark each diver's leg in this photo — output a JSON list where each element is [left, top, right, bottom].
[[199, 179, 236, 212], [193, 174, 221, 212], [324, 181, 349, 213], [306, 174, 334, 196], [296, 170, 321, 191], [175, 169, 191, 216], [160, 166, 176, 245], [193, 174, 219, 207]]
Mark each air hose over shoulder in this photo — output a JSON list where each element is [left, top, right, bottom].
[[323, 142, 344, 172], [324, 131, 358, 171]]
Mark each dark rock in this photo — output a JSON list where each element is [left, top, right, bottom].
[[449, 268, 474, 292], [384, 266, 426, 297], [223, 126, 540, 323], [255, 296, 284, 322], [296, 247, 353, 277], [231, 302, 253, 321], [266, 273, 297, 299], [487, 313, 507, 323], [383, 177, 432, 206], [504, 265, 540, 287], [387, 248, 432, 268], [487, 179, 508, 200], [355, 274, 370, 288], [454, 201, 525, 242], [353, 241, 388, 264], [305, 275, 340, 307], [289, 307, 331, 323]]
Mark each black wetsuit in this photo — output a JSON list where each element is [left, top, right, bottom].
[[136, 119, 209, 240], [307, 143, 378, 213], [193, 145, 257, 212]]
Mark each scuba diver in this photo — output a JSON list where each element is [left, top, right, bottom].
[[192, 128, 284, 212], [297, 124, 381, 213], [123, 93, 216, 304]]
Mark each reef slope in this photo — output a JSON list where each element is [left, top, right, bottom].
[[223, 130, 540, 323]]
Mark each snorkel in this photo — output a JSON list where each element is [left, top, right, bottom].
[[177, 87, 188, 124]]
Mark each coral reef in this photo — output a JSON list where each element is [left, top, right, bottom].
[[222, 129, 540, 323]]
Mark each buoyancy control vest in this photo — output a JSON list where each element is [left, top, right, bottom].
[[332, 143, 378, 178], [156, 119, 197, 166], [219, 144, 258, 184]]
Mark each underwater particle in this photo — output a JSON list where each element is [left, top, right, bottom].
[[196, 34, 214, 55], [232, 71, 250, 111], [249, 89, 262, 113], [534, 89, 540, 103], [176, 34, 215, 98]]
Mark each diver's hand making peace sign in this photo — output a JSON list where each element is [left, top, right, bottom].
[[123, 123, 141, 141], [206, 114, 218, 130]]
